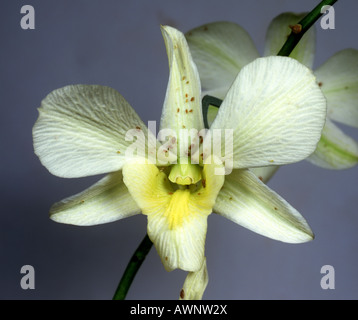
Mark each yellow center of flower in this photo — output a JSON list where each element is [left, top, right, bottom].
[[122, 155, 225, 271], [163, 189, 191, 229]]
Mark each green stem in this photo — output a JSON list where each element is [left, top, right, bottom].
[[112, 234, 153, 300], [277, 0, 338, 56], [202, 95, 223, 129]]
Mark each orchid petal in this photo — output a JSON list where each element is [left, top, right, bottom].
[[186, 21, 259, 98], [209, 56, 326, 168], [308, 118, 358, 169], [160, 25, 204, 159], [33, 85, 155, 178], [50, 172, 140, 226], [250, 166, 280, 183], [264, 12, 316, 68], [122, 157, 224, 272], [315, 49, 358, 128], [180, 258, 208, 300], [205, 109, 281, 182], [204, 104, 280, 182], [214, 169, 314, 243]]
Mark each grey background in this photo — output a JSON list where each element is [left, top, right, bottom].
[[1, 0, 357, 300]]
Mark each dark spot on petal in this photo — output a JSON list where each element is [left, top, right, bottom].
[[202, 179, 206, 188], [180, 289, 185, 299]]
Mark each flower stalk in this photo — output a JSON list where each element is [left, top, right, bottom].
[[112, 234, 153, 300], [277, 0, 338, 56]]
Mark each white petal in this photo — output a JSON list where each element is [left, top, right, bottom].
[[209, 56, 327, 168], [160, 25, 204, 158], [250, 166, 280, 183], [186, 22, 259, 98], [33, 85, 153, 178], [180, 258, 208, 300], [307, 118, 358, 169], [264, 12, 316, 68], [315, 49, 358, 128], [214, 169, 314, 243], [50, 171, 140, 226]]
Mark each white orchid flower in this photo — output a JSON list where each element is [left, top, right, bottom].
[[33, 25, 326, 276], [186, 13, 358, 177]]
